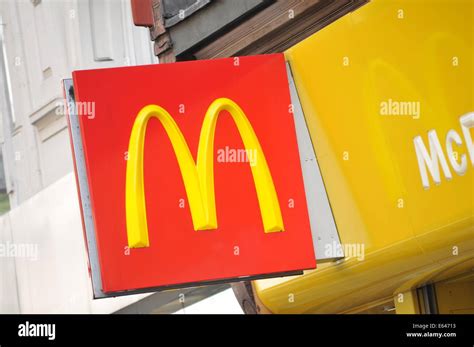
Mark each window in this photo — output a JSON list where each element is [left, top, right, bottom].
[[0, 15, 12, 214], [0, 15, 15, 126]]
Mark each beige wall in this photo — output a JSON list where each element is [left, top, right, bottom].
[[0, 0, 156, 208], [0, 173, 151, 313]]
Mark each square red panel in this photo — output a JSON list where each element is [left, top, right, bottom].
[[71, 54, 316, 294]]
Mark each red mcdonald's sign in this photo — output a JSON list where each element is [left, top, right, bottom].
[[66, 54, 316, 297]]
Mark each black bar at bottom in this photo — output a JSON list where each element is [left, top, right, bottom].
[[0, 314, 472, 346]]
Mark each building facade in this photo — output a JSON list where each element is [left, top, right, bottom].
[[0, 0, 158, 313]]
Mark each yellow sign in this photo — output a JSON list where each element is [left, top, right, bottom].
[[254, 0, 474, 313], [126, 97, 284, 248]]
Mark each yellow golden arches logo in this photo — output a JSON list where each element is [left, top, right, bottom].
[[126, 97, 285, 248]]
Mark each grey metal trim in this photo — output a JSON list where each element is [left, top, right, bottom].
[[286, 63, 344, 261], [114, 284, 230, 314], [164, 0, 212, 28], [421, 284, 439, 314], [169, 0, 271, 56], [63, 79, 106, 298]]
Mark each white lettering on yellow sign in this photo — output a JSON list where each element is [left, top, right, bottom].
[[414, 112, 474, 189]]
